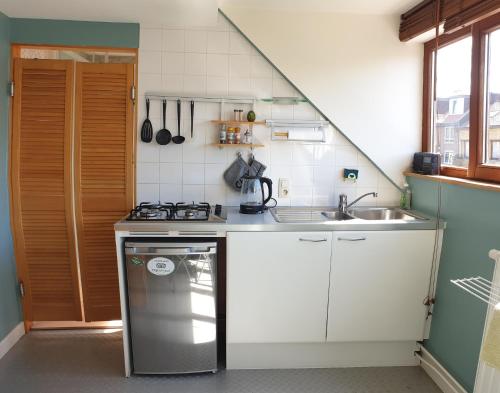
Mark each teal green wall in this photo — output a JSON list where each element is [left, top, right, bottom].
[[0, 11, 22, 342], [10, 18, 139, 48], [408, 177, 497, 393]]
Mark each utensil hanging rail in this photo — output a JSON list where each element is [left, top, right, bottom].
[[451, 276, 500, 307], [145, 92, 256, 105]]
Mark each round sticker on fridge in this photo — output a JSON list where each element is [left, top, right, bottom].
[[147, 257, 175, 276]]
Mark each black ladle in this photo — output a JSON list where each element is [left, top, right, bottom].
[[172, 99, 185, 144], [156, 100, 171, 145]]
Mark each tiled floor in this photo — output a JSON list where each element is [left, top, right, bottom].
[[0, 330, 442, 393]]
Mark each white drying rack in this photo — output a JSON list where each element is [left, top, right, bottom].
[[451, 277, 500, 307], [451, 250, 500, 307]]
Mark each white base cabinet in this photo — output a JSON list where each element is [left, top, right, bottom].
[[227, 229, 437, 351], [227, 232, 332, 343], [327, 230, 435, 342]]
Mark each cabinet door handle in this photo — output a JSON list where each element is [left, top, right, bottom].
[[337, 237, 367, 242], [299, 238, 327, 242]]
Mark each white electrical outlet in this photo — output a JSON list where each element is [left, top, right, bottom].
[[278, 178, 290, 198]]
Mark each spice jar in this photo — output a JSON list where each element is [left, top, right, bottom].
[[219, 124, 227, 144], [235, 127, 241, 144], [226, 127, 236, 144], [234, 109, 244, 121]]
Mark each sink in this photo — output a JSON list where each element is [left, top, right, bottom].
[[348, 207, 427, 221], [270, 207, 428, 223], [321, 211, 355, 220]]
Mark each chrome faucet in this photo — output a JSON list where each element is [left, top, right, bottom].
[[338, 192, 378, 214]]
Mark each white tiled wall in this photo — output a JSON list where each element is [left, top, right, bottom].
[[136, 14, 400, 207]]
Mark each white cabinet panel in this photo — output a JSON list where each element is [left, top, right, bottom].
[[327, 230, 435, 342], [227, 232, 332, 343]]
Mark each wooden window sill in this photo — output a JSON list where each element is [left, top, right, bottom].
[[404, 171, 500, 193]]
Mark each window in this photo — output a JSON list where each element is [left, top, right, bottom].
[[492, 141, 500, 160], [484, 28, 500, 166], [449, 98, 465, 114], [19, 47, 137, 64], [461, 141, 470, 159], [423, 13, 500, 183], [443, 151, 454, 165], [444, 127, 455, 143], [430, 35, 472, 170]]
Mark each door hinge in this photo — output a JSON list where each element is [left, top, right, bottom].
[[19, 281, 25, 298], [9, 81, 14, 97], [130, 86, 136, 103]]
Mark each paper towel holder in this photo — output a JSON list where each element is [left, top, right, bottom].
[[266, 119, 329, 142]]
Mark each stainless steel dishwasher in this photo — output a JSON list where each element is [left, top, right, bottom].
[[125, 240, 217, 374]]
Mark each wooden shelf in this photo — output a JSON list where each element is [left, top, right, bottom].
[[211, 143, 264, 148], [210, 120, 265, 126]]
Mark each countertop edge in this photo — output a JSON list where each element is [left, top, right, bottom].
[[114, 207, 443, 233]]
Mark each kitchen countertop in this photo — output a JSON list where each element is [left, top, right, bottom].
[[114, 206, 443, 233]]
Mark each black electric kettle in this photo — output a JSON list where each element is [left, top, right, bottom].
[[239, 175, 273, 214]]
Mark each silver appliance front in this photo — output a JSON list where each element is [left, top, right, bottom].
[[125, 241, 217, 374]]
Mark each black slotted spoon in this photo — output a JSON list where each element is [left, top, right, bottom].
[[140, 98, 153, 143]]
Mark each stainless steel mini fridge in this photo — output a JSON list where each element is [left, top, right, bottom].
[[125, 240, 217, 374]]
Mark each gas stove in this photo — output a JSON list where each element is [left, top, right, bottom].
[[127, 202, 226, 222]]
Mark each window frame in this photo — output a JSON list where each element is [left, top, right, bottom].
[[443, 151, 454, 165], [422, 12, 500, 183], [492, 141, 500, 160], [444, 127, 455, 143], [462, 140, 470, 159]]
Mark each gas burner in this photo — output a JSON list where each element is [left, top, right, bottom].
[[126, 201, 224, 222], [127, 202, 166, 221], [139, 202, 161, 209], [139, 209, 160, 218], [173, 202, 211, 221], [184, 209, 195, 218]]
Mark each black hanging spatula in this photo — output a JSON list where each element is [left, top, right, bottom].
[[140, 98, 153, 143]]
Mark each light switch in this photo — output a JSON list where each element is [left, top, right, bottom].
[[278, 178, 290, 198]]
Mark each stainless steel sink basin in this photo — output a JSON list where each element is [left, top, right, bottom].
[[270, 207, 428, 223], [348, 207, 427, 221]]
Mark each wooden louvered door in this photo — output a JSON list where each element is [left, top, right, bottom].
[[74, 63, 135, 321], [10, 59, 82, 324]]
